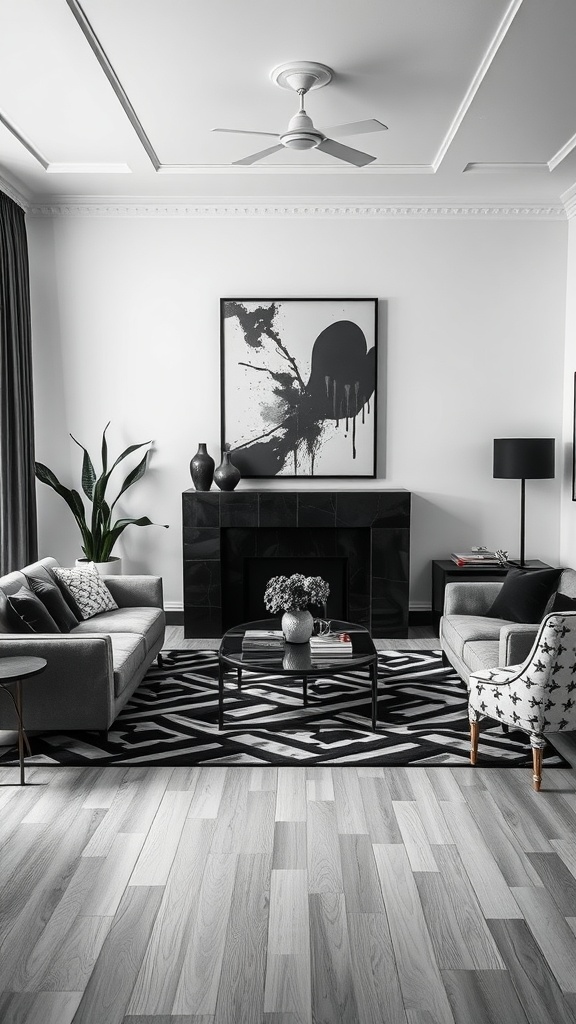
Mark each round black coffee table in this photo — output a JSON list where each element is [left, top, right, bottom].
[[218, 618, 379, 731], [0, 656, 47, 785]]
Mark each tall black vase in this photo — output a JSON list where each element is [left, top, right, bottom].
[[190, 443, 215, 491], [214, 449, 241, 491]]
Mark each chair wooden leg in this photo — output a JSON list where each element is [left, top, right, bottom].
[[532, 746, 543, 791], [470, 720, 479, 765]]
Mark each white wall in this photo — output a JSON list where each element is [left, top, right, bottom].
[[560, 217, 576, 566], [27, 211, 568, 610]]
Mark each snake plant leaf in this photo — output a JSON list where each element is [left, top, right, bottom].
[[109, 441, 152, 475], [101, 421, 110, 474], [70, 434, 97, 500], [100, 516, 168, 561], [109, 452, 150, 510]]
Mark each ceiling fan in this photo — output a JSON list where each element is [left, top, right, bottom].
[[213, 61, 388, 167]]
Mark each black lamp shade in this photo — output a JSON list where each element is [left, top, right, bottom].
[[493, 438, 555, 480]]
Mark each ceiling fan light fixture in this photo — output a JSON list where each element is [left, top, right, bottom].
[[280, 132, 320, 150]]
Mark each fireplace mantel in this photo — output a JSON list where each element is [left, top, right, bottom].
[[182, 489, 411, 638]]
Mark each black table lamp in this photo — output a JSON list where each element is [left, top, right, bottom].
[[493, 438, 555, 567]]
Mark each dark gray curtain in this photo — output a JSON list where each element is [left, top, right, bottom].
[[0, 191, 37, 574]]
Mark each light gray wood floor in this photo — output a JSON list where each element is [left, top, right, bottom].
[[1, 630, 576, 1024]]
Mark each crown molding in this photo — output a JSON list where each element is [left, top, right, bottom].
[[27, 200, 566, 219], [0, 170, 31, 209], [561, 184, 576, 220]]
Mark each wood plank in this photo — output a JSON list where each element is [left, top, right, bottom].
[[263, 954, 312, 1024], [384, 767, 415, 800], [0, 991, 83, 1024], [267, 870, 310, 955], [512, 885, 576, 993], [358, 775, 403, 843], [41, 914, 112, 991], [440, 800, 523, 919], [83, 832, 146, 916], [424, 767, 467, 803], [339, 834, 385, 914], [429, 846, 505, 970], [527, 852, 576, 915], [249, 767, 278, 791], [414, 871, 478, 970], [275, 768, 307, 822], [309, 892, 359, 1024], [551, 837, 576, 881], [272, 821, 306, 870], [332, 769, 368, 834], [188, 767, 227, 818], [128, 789, 193, 886], [215, 853, 272, 1024], [210, 769, 251, 854], [462, 788, 544, 886], [488, 918, 576, 1024], [128, 818, 214, 1016], [372, 844, 455, 1024], [124, 1016, 214, 1024], [116, 767, 173, 833], [347, 912, 407, 1024], [441, 968, 533, 1024], [306, 767, 334, 802], [172, 853, 238, 1015], [406, 768, 453, 844], [71, 886, 163, 1024], [166, 766, 200, 792], [306, 800, 343, 894], [240, 790, 276, 854], [393, 802, 438, 872], [82, 772, 151, 858], [82, 766, 127, 808], [478, 770, 554, 852]]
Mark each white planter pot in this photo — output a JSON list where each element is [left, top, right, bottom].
[[75, 556, 122, 576]]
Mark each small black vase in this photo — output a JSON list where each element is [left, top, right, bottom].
[[214, 449, 241, 491], [190, 444, 215, 491]]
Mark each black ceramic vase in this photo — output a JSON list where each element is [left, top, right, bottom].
[[190, 443, 215, 491], [214, 448, 241, 491]]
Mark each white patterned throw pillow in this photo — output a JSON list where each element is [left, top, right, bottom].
[[52, 564, 118, 620]]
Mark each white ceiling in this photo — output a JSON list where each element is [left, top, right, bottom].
[[1, 0, 576, 209]]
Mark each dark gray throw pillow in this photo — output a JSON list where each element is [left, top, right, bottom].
[[6, 585, 61, 633], [550, 591, 576, 613], [46, 566, 84, 620], [485, 567, 562, 623], [25, 573, 79, 632]]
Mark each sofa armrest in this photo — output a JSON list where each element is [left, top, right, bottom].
[[101, 575, 163, 609], [443, 581, 503, 616], [0, 633, 114, 729], [498, 623, 539, 666]]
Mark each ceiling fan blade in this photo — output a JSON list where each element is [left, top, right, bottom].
[[233, 144, 285, 166], [317, 138, 376, 167], [319, 118, 388, 138], [212, 128, 279, 138]]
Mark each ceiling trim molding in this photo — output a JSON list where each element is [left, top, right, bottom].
[[0, 110, 49, 170], [549, 131, 576, 172], [561, 183, 576, 219], [27, 200, 565, 219], [0, 171, 30, 209], [432, 0, 524, 171], [65, 0, 161, 170]]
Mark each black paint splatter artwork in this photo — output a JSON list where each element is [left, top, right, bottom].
[[223, 301, 376, 477]]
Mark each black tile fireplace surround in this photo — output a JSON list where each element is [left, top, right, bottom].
[[182, 490, 410, 639]]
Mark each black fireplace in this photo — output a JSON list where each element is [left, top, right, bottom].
[[182, 490, 411, 638]]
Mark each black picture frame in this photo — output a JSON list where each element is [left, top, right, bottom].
[[220, 297, 378, 478], [569, 376, 573, 503]]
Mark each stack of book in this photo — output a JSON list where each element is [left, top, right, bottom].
[[450, 550, 501, 567], [309, 632, 353, 659], [242, 629, 284, 651]]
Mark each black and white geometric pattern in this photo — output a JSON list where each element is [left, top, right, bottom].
[[52, 564, 118, 620], [4, 649, 569, 769], [469, 611, 576, 752]]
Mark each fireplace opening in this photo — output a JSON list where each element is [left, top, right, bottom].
[[243, 556, 348, 624]]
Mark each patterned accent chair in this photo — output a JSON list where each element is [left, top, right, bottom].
[[468, 611, 576, 791]]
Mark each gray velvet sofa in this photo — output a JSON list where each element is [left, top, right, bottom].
[[440, 567, 576, 686], [0, 556, 165, 736]]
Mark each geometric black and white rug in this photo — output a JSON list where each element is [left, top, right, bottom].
[[0, 649, 569, 769]]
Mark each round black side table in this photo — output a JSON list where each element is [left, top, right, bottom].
[[0, 656, 47, 785]]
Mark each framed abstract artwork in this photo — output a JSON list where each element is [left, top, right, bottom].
[[220, 298, 378, 478]]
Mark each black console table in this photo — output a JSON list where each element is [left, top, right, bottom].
[[431, 559, 552, 631]]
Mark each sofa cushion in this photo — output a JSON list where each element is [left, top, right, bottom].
[[485, 567, 561, 623], [106, 633, 148, 697], [465, 640, 501, 674], [52, 565, 118, 620], [71, 607, 165, 655], [6, 585, 61, 634], [441, 613, 508, 661], [556, 568, 576, 600], [25, 573, 79, 632]]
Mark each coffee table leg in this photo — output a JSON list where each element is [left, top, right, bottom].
[[218, 661, 225, 730], [303, 676, 308, 706], [16, 680, 25, 785], [371, 657, 378, 731]]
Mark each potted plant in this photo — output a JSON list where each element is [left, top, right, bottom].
[[264, 573, 330, 643], [35, 422, 168, 573]]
